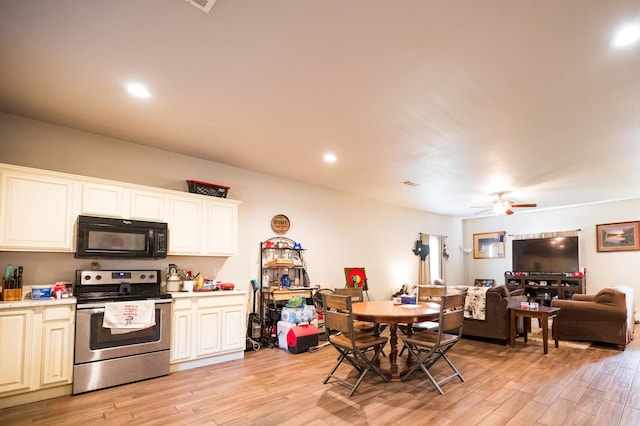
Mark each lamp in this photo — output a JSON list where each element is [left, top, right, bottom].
[[493, 200, 510, 215]]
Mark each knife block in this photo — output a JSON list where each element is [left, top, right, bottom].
[[1, 278, 22, 301]]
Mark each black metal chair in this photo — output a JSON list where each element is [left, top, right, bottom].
[[322, 293, 388, 396], [400, 292, 466, 394]]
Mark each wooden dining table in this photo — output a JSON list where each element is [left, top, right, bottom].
[[351, 300, 440, 381]]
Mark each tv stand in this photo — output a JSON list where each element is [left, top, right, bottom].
[[505, 274, 585, 304]]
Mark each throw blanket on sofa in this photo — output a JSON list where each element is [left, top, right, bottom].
[[464, 286, 490, 320]]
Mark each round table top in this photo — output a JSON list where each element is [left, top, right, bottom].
[[351, 300, 440, 323]]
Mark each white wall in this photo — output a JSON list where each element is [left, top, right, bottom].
[[463, 200, 640, 316], [0, 112, 465, 300]]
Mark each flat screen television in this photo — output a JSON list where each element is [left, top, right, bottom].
[[512, 236, 579, 274]]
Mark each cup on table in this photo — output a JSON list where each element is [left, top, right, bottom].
[[182, 280, 195, 292], [520, 301, 529, 310]]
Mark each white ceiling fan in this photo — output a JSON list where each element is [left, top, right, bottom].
[[474, 192, 538, 215]]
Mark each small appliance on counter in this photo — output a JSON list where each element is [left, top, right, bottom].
[[166, 264, 182, 292]]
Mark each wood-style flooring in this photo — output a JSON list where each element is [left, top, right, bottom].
[[2, 326, 640, 425]]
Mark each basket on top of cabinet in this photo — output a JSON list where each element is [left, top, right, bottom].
[[186, 180, 229, 198]]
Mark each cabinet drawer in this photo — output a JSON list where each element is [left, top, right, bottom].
[[173, 299, 193, 310], [197, 294, 244, 309], [43, 306, 74, 321]]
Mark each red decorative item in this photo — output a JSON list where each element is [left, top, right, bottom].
[[344, 267, 368, 291], [220, 283, 235, 290]]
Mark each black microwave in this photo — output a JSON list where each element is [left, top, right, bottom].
[[75, 215, 168, 259]]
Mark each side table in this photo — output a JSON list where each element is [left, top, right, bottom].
[[510, 306, 560, 354]]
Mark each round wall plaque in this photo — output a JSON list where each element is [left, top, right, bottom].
[[271, 214, 290, 234]]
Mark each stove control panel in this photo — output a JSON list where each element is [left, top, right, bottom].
[[77, 270, 160, 286]]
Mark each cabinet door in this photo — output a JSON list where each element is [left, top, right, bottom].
[[204, 200, 238, 256], [171, 302, 193, 363], [195, 307, 221, 357], [166, 195, 203, 255], [40, 306, 74, 388], [221, 305, 245, 351], [0, 310, 33, 394], [81, 183, 124, 218], [129, 189, 165, 221], [0, 171, 76, 251]]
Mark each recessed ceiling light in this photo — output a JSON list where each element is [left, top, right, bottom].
[[613, 25, 640, 48], [323, 153, 337, 163], [125, 83, 151, 99]]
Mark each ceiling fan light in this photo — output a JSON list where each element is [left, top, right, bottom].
[[493, 201, 510, 215]]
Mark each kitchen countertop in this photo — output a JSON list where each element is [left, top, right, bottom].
[[0, 290, 248, 308], [0, 297, 77, 310], [168, 290, 246, 298]]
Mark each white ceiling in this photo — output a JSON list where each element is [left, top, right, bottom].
[[1, 0, 639, 217]]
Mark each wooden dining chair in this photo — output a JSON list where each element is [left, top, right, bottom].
[[334, 286, 365, 302], [322, 293, 389, 396], [414, 285, 447, 330], [400, 293, 466, 394], [334, 287, 374, 331], [398, 285, 447, 355]]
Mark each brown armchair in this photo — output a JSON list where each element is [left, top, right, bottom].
[[551, 286, 634, 347]]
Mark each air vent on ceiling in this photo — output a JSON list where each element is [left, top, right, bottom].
[[185, 0, 217, 14]]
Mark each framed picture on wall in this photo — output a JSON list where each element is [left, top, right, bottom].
[[596, 221, 640, 252], [344, 267, 368, 290], [473, 232, 506, 259]]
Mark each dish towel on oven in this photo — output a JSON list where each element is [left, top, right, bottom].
[[103, 300, 156, 334]]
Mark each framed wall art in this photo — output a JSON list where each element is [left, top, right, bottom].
[[596, 221, 640, 252], [473, 231, 506, 259], [344, 267, 368, 290]]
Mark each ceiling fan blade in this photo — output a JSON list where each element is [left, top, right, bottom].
[[505, 209, 514, 215], [511, 203, 537, 208], [474, 209, 491, 215]]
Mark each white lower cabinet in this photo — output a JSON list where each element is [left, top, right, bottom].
[[0, 309, 33, 396], [0, 304, 75, 409], [170, 293, 246, 372]]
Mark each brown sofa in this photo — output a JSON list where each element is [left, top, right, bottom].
[[551, 286, 635, 347], [462, 285, 527, 344]]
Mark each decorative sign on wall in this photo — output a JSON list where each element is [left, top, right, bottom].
[[271, 214, 290, 234]]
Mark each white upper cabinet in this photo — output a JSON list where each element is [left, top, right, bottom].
[[81, 183, 124, 218], [129, 189, 165, 221], [81, 184, 165, 221], [166, 194, 239, 256], [0, 169, 78, 251], [166, 195, 204, 255], [0, 163, 240, 256], [205, 200, 238, 256]]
